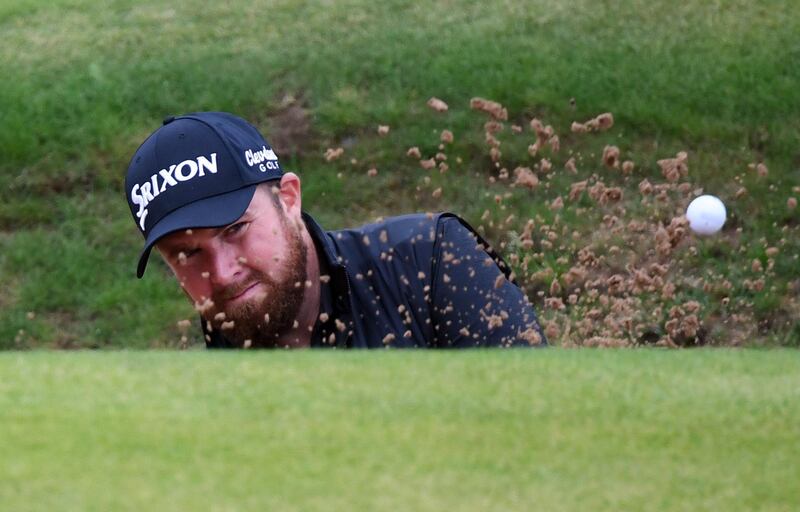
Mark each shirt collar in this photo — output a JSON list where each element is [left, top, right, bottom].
[[303, 212, 351, 348]]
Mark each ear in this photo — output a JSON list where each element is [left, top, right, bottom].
[[278, 172, 302, 215]]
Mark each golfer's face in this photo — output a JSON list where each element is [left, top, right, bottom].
[[156, 188, 294, 316]]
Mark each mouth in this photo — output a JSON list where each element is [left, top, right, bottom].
[[224, 282, 260, 303]]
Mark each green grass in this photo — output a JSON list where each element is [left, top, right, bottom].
[[1, 0, 799, 347], [0, 349, 798, 511]]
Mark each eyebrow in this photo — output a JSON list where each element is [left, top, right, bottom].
[[160, 233, 207, 259], [164, 215, 252, 257]]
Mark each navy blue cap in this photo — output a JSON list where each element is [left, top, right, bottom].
[[125, 112, 284, 278]]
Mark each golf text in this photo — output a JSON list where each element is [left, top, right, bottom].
[[130, 153, 218, 231]]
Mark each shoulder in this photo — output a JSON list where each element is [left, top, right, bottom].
[[325, 212, 501, 276], [431, 213, 514, 280], [361, 213, 441, 243], [356, 212, 478, 245], [433, 213, 499, 259], [328, 213, 441, 257], [326, 213, 467, 286]]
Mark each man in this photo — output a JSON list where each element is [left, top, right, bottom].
[[125, 111, 546, 349]]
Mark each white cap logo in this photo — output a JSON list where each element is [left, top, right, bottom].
[[129, 153, 219, 231], [244, 145, 279, 172]]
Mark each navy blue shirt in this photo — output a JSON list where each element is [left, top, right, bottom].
[[205, 212, 546, 348]]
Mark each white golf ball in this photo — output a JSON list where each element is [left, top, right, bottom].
[[686, 195, 726, 235]]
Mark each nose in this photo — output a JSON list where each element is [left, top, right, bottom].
[[208, 244, 243, 288]]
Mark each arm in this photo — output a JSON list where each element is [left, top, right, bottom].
[[430, 214, 547, 348]]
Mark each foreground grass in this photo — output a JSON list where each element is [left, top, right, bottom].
[[1, 350, 798, 511], [1, 0, 798, 347]]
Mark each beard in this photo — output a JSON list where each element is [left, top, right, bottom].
[[207, 216, 308, 348]]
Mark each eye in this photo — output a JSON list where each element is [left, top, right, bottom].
[[176, 248, 200, 260], [226, 222, 249, 236], [173, 247, 200, 266]]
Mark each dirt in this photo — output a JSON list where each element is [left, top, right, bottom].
[[261, 92, 315, 158]]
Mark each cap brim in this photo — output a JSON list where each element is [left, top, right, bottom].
[[136, 185, 257, 278]]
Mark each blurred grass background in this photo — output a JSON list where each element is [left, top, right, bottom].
[[1, 0, 798, 347], [1, 349, 799, 511]]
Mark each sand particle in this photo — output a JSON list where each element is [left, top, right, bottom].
[[427, 97, 449, 112]]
